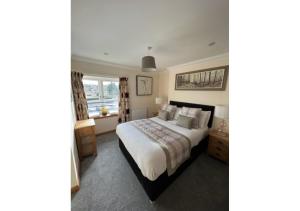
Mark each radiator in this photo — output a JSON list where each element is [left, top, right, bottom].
[[131, 107, 148, 120]]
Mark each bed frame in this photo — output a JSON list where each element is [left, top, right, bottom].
[[118, 101, 215, 201]]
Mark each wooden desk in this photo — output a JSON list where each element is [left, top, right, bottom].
[[75, 119, 97, 161]]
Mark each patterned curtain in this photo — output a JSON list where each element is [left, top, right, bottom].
[[118, 77, 130, 123], [71, 71, 89, 120]]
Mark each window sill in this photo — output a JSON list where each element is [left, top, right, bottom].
[[89, 113, 119, 120]]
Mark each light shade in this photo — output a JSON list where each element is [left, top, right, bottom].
[[155, 97, 163, 105], [214, 105, 229, 119], [142, 56, 156, 72]]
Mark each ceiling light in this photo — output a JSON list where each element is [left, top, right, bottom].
[[142, 46, 156, 72]]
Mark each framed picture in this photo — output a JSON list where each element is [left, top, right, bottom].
[[136, 75, 153, 96], [175, 65, 229, 91]]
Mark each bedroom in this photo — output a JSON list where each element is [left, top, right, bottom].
[[71, 0, 229, 210], [2, 0, 300, 211]]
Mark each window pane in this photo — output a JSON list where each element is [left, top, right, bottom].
[[103, 81, 119, 99], [102, 81, 119, 114], [83, 78, 119, 116], [83, 79, 99, 101]]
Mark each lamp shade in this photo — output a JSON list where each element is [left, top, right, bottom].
[[155, 97, 163, 105], [142, 56, 156, 72], [214, 105, 229, 119]]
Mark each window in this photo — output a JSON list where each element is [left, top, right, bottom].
[[83, 76, 119, 117]]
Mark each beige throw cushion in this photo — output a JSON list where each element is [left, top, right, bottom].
[[176, 114, 193, 129], [161, 104, 177, 120], [158, 110, 169, 121]]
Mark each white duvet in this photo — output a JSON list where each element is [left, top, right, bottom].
[[116, 117, 208, 181]]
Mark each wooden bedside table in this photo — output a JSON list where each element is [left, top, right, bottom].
[[208, 130, 229, 163], [75, 119, 97, 161]]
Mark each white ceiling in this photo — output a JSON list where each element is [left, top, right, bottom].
[[71, 0, 229, 69]]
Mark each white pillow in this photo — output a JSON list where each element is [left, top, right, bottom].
[[199, 110, 211, 128], [174, 108, 182, 120]]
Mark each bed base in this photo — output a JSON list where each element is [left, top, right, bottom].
[[119, 137, 209, 201]]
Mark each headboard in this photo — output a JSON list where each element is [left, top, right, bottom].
[[169, 100, 215, 128]]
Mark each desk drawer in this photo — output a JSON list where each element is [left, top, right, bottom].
[[208, 139, 228, 162], [209, 136, 228, 148], [81, 144, 96, 156], [210, 150, 228, 162], [77, 126, 95, 137]]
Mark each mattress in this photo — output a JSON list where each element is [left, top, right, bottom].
[[116, 117, 208, 181]]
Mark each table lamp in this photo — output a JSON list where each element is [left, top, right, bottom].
[[155, 97, 163, 105], [214, 105, 229, 136]]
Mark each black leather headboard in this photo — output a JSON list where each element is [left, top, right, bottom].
[[169, 100, 215, 128]]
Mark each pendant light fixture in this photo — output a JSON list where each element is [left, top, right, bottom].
[[142, 46, 156, 72]]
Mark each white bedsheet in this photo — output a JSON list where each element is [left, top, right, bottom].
[[116, 117, 208, 181]]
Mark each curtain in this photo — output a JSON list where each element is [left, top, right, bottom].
[[71, 71, 89, 120], [118, 77, 130, 123]]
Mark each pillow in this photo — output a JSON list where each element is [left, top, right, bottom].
[[181, 106, 190, 114], [161, 104, 177, 120], [180, 107, 202, 128], [174, 108, 182, 120], [158, 110, 168, 121], [199, 110, 211, 128], [161, 103, 168, 110], [176, 115, 193, 129]]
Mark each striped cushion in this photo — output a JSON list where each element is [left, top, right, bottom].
[[180, 107, 202, 128], [174, 108, 182, 120], [158, 110, 169, 121], [161, 104, 177, 120]]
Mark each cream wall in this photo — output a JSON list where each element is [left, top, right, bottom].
[[159, 53, 229, 132], [71, 94, 79, 189], [71, 57, 159, 133], [94, 116, 119, 134], [158, 70, 169, 104]]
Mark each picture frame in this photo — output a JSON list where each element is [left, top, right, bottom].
[[175, 65, 229, 91], [136, 75, 153, 96]]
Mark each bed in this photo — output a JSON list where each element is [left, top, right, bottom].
[[116, 101, 215, 201]]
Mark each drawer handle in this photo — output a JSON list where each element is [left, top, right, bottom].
[[216, 147, 222, 151], [217, 140, 223, 145], [215, 153, 221, 157]]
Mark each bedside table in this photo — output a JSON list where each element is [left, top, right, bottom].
[[208, 130, 229, 163], [75, 119, 97, 161]]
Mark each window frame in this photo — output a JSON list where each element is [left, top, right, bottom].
[[83, 75, 119, 116]]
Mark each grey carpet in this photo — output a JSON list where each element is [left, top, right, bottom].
[[71, 132, 229, 211]]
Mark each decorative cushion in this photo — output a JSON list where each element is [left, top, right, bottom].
[[161, 104, 177, 120], [176, 115, 193, 129], [180, 107, 202, 128], [199, 110, 211, 128], [181, 106, 190, 114], [158, 110, 169, 121], [174, 108, 182, 120]]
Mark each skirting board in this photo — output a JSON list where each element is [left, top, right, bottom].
[[96, 129, 116, 136]]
